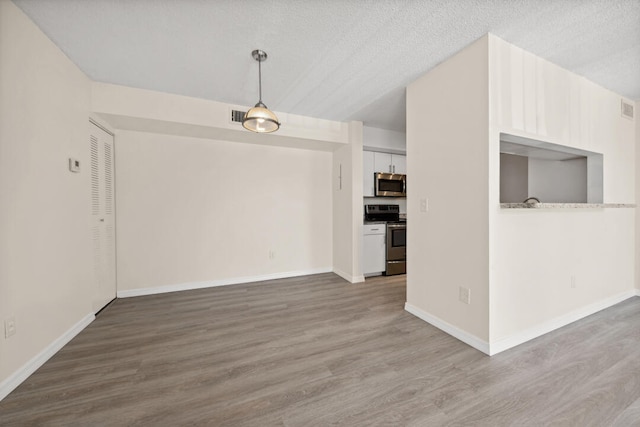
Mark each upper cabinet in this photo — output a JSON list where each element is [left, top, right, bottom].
[[363, 150, 407, 197], [373, 152, 406, 174], [374, 152, 392, 173], [363, 151, 375, 197], [390, 154, 407, 174]]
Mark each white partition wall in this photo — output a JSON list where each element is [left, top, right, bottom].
[[636, 100, 640, 293], [406, 34, 636, 355], [489, 35, 635, 352], [332, 121, 365, 283], [406, 36, 491, 349]]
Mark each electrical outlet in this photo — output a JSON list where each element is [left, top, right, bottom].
[[4, 316, 16, 338], [459, 287, 471, 304], [571, 276, 576, 289]]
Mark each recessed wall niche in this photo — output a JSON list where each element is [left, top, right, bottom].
[[499, 133, 603, 204]]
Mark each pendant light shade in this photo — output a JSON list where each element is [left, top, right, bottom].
[[244, 102, 280, 133], [243, 50, 280, 133]]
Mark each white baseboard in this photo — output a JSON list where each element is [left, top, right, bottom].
[[635, 289, 640, 297], [117, 267, 334, 298], [490, 289, 637, 355], [333, 268, 365, 284], [404, 303, 490, 355], [0, 313, 95, 402]]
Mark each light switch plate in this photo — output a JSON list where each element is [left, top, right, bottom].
[[420, 198, 428, 213]]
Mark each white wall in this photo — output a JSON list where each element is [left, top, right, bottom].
[[636, 100, 640, 292], [492, 209, 634, 345], [500, 153, 528, 203], [90, 79, 354, 292], [115, 131, 333, 293], [406, 36, 490, 343], [0, 1, 95, 396], [92, 83, 350, 152], [489, 34, 636, 349], [406, 33, 635, 355], [363, 126, 406, 153], [528, 157, 587, 203], [333, 122, 365, 283], [90, 80, 361, 292], [489, 35, 635, 203]]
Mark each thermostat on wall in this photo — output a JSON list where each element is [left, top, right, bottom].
[[68, 158, 80, 173]]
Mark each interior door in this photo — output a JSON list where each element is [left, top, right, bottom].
[[90, 121, 116, 312]]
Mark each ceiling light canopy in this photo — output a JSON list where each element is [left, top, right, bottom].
[[243, 49, 280, 133]]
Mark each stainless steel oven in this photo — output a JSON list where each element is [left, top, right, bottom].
[[386, 222, 406, 275]]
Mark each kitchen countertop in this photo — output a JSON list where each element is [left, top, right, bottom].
[[501, 203, 636, 209]]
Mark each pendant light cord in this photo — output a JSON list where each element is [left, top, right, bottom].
[[258, 56, 263, 104]]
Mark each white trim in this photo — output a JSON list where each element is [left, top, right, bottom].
[[0, 313, 95, 402], [117, 267, 333, 298], [635, 289, 640, 297], [333, 268, 365, 284], [363, 146, 407, 156], [89, 117, 115, 136], [489, 290, 637, 355], [404, 302, 490, 355]]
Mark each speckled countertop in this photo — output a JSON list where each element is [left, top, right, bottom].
[[501, 203, 636, 209]]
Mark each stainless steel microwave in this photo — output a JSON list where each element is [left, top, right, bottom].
[[375, 172, 406, 197]]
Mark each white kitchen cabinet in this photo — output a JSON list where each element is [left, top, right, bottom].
[[392, 154, 407, 174], [363, 150, 375, 197], [373, 152, 406, 174], [363, 224, 386, 276], [373, 152, 392, 173]]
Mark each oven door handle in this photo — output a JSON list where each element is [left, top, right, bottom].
[[386, 223, 406, 229], [402, 178, 406, 195]]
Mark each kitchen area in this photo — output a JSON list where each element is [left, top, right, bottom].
[[361, 126, 407, 278]]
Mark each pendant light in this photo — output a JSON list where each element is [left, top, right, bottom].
[[243, 49, 280, 133]]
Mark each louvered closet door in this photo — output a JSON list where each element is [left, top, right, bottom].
[[90, 122, 116, 312]]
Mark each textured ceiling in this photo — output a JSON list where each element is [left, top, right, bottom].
[[13, 0, 640, 132]]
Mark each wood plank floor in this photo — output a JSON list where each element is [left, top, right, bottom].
[[1, 273, 640, 426]]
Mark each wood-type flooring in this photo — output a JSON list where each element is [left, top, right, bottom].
[[1, 273, 640, 426]]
